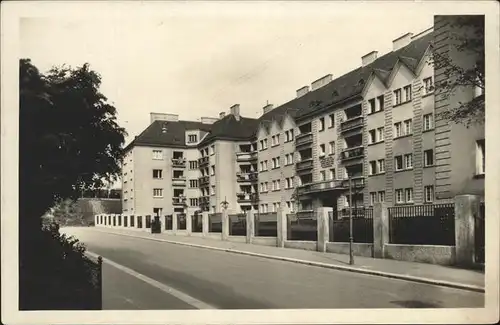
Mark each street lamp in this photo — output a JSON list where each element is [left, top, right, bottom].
[[221, 196, 229, 210], [343, 177, 355, 265]]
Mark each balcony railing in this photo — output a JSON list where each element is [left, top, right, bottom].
[[198, 156, 209, 166], [199, 175, 210, 186], [172, 158, 186, 168], [236, 172, 258, 182], [236, 192, 253, 203], [340, 176, 365, 189], [295, 159, 313, 171], [296, 179, 345, 195], [172, 176, 186, 186], [172, 196, 186, 206], [340, 146, 364, 161], [236, 151, 258, 162], [340, 116, 363, 133], [295, 132, 313, 147]]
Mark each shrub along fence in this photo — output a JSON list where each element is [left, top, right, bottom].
[[255, 212, 277, 237], [287, 211, 318, 241], [330, 208, 373, 243], [388, 203, 455, 246], [229, 213, 246, 236]]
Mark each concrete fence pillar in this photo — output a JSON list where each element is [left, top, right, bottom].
[[276, 209, 287, 248], [454, 194, 481, 267], [246, 210, 255, 244], [222, 210, 229, 241], [172, 214, 178, 234], [202, 212, 209, 236], [316, 207, 332, 252], [373, 202, 389, 258], [186, 213, 192, 235], [94, 215, 98, 226]]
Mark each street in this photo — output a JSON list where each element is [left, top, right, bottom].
[[63, 227, 484, 309]]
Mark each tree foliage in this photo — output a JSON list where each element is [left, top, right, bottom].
[[430, 16, 485, 127], [19, 59, 127, 223]]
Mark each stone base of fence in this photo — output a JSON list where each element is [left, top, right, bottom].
[[94, 194, 484, 268]]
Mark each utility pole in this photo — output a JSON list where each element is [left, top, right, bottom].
[[348, 176, 354, 265]]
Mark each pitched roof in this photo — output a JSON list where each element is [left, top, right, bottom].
[[198, 114, 259, 146], [271, 31, 433, 121], [125, 120, 213, 150]]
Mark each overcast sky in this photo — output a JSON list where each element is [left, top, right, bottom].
[[20, 3, 433, 147]]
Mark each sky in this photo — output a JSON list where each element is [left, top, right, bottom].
[[19, 3, 433, 149]]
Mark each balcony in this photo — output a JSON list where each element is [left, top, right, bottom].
[[340, 116, 364, 133], [340, 146, 364, 162], [172, 176, 186, 186], [295, 159, 313, 171], [295, 132, 313, 147], [199, 175, 210, 186], [172, 196, 187, 206], [237, 192, 258, 203], [198, 156, 209, 166], [172, 158, 186, 168], [340, 176, 366, 189], [236, 172, 258, 182], [236, 151, 258, 162], [296, 179, 344, 195]]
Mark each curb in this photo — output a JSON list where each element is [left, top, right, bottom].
[[89, 228, 485, 294]]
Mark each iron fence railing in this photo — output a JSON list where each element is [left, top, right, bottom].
[[388, 203, 455, 245], [191, 215, 203, 232], [255, 212, 277, 237], [209, 213, 222, 233], [177, 214, 187, 230], [165, 215, 173, 230], [330, 208, 373, 243], [137, 216, 143, 228], [229, 213, 247, 236], [476, 202, 485, 263], [287, 213, 318, 241]]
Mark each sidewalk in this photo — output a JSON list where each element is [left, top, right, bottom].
[[91, 227, 485, 292]]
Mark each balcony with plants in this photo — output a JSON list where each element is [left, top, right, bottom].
[[340, 104, 363, 134], [340, 134, 364, 162], [172, 151, 186, 168]]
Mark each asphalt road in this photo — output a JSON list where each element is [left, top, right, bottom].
[[63, 227, 484, 309]]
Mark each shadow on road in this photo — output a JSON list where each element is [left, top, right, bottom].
[[390, 300, 440, 308]]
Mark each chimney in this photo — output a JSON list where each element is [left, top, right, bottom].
[[311, 74, 333, 91], [392, 33, 413, 51], [263, 103, 274, 115], [361, 51, 378, 67], [230, 104, 240, 121], [296, 86, 310, 98], [150, 112, 179, 124], [201, 117, 218, 124], [219, 112, 226, 119]]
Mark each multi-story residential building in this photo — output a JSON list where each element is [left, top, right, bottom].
[[122, 19, 484, 218]]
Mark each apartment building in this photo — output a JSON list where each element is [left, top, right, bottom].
[[123, 18, 484, 217]]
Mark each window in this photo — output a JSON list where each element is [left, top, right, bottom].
[[190, 198, 198, 207], [319, 144, 326, 157], [188, 134, 197, 143], [211, 165, 215, 176], [272, 135, 280, 146], [404, 119, 412, 135], [377, 127, 384, 141], [395, 189, 404, 203], [369, 161, 377, 175], [424, 149, 434, 167], [394, 122, 402, 137], [395, 156, 403, 171], [476, 139, 485, 175], [378, 191, 385, 203], [320, 170, 326, 181], [403, 85, 412, 102], [423, 114, 433, 131], [289, 129, 294, 141], [210, 145, 215, 155], [264, 139, 268, 149], [189, 161, 198, 169], [211, 186, 215, 195], [405, 188, 414, 203], [319, 117, 325, 131], [368, 98, 376, 114], [189, 180, 198, 188], [404, 154, 413, 169], [153, 208, 163, 216], [424, 185, 434, 203], [369, 129, 377, 144], [370, 192, 377, 205], [394, 89, 402, 105], [423, 77, 434, 95], [329, 169, 336, 180], [377, 159, 385, 173], [153, 188, 163, 198], [329, 141, 335, 155], [328, 114, 335, 128], [153, 169, 163, 179], [152, 150, 163, 160], [377, 95, 385, 111]]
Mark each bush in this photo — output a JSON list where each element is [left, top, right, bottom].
[[19, 222, 102, 310]]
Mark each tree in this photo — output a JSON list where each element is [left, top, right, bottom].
[[19, 59, 127, 227], [430, 16, 485, 127]]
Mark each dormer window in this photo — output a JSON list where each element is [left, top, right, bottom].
[[188, 134, 197, 143]]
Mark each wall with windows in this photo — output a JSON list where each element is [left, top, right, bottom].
[[280, 115, 297, 213], [121, 149, 135, 213], [185, 147, 201, 216]]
